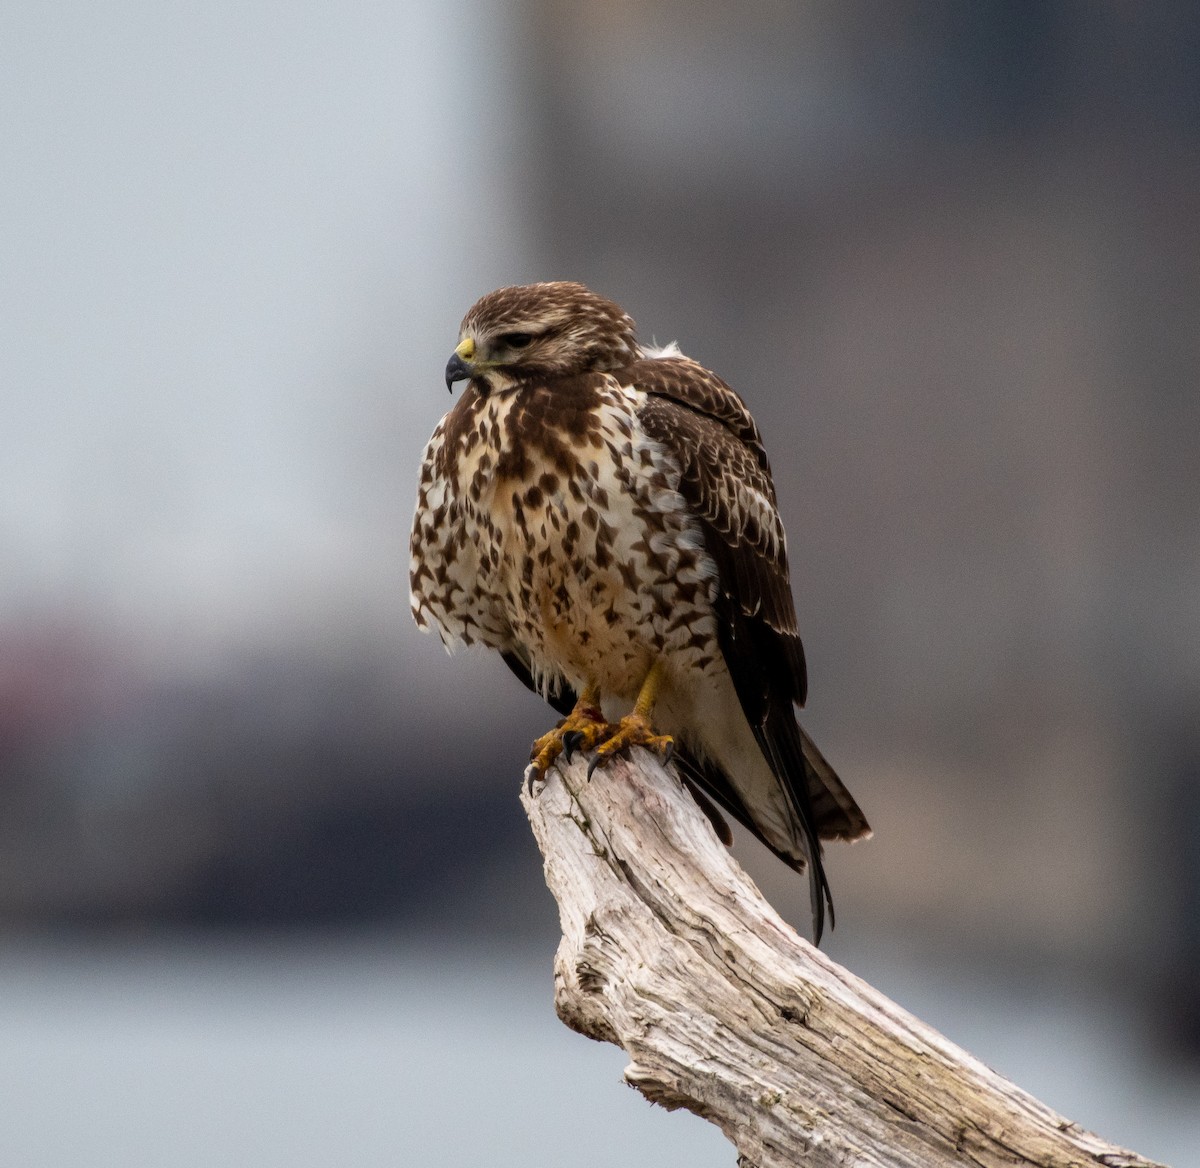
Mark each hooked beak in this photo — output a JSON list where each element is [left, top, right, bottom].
[[445, 337, 476, 393]]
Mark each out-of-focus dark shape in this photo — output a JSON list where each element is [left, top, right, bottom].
[[515, 0, 1200, 1047], [1149, 708, 1200, 1060], [0, 622, 553, 941]]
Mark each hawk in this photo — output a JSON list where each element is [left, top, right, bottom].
[[409, 281, 869, 942]]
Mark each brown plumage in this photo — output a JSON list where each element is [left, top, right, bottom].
[[409, 281, 870, 943]]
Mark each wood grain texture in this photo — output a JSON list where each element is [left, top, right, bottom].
[[519, 750, 1166, 1168]]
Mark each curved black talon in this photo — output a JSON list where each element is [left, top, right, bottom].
[[561, 730, 584, 760], [586, 753, 602, 781], [661, 740, 674, 767]]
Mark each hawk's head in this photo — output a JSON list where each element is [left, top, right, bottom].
[[445, 281, 639, 395]]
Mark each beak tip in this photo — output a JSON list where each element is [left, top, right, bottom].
[[444, 351, 472, 393]]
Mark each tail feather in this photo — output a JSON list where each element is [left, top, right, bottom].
[[800, 727, 872, 842], [754, 707, 834, 942]]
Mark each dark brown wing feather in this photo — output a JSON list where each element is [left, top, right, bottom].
[[633, 356, 869, 942]]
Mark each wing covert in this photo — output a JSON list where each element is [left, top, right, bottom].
[[633, 357, 834, 937], [632, 358, 807, 705]]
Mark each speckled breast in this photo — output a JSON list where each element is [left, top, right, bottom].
[[410, 374, 720, 700]]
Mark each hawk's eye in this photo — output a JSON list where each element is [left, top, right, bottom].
[[499, 331, 534, 349]]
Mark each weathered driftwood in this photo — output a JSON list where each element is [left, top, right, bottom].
[[519, 749, 1166, 1168]]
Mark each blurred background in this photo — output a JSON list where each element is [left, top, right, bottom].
[[2, 1, 1198, 1164]]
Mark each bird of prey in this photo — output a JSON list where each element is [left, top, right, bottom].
[[409, 281, 869, 942]]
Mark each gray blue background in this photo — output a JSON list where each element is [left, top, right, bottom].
[[2, 3, 1198, 1163]]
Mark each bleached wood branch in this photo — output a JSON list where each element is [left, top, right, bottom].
[[519, 749, 1166, 1168]]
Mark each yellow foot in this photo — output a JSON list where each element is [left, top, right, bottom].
[[529, 699, 609, 783], [586, 712, 674, 780]]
